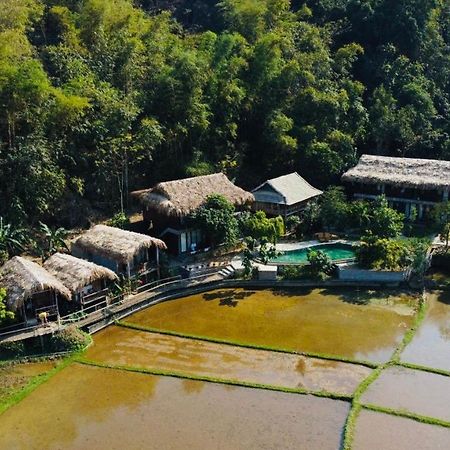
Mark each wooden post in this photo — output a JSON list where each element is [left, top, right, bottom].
[[54, 291, 61, 328], [127, 262, 131, 279], [22, 302, 27, 326], [156, 247, 160, 279]]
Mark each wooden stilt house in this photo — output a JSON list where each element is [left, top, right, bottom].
[[71, 225, 167, 278], [43, 253, 118, 311], [0, 256, 71, 325]]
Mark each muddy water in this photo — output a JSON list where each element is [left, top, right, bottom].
[[353, 409, 450, 450], [128, 288, 416, 363], [361, 366, 450, 421], [0, 363, 350, 450], [85, 325, 371, 395], [0, 360, 58, 402], [401, 291, 450, 371]]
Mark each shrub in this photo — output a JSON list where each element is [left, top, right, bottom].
[[190, 194, 239, 248], [0, 341, 25, 359], [307, 249, 337, 277], [279, 265, 309, 280], [108, 212, 130, 229], [240, 210, 284, 243], [50, 327, 89, 352], [356, 236, 429, 270]]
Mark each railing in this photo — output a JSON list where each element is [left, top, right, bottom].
[[0, 270, 224, 341]]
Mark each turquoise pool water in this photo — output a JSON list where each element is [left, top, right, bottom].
[[272, 243, 356, 264]]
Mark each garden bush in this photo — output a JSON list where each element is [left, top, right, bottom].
[[50, 327, 89, 352]]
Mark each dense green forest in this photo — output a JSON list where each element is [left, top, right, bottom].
[[1, 0, 449, 228]]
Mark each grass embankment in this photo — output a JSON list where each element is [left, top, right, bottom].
[[75, 357, 352, 402], [363, 403, 450, 428], [116, 320, 378, 368], [396, 362, 450, 377], [342, 292, 430, 449], [0, 334, 92, 416]]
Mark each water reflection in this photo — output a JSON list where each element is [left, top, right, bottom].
[[401, 291, 450, 371], [128, 288, 416, 363], [0, 364, 350, 450], [85, 326, 371, 395]]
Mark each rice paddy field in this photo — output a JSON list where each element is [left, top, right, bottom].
[[0, 287, 449, 449]]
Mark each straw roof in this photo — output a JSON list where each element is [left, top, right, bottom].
[[0, 256, 71, 312], [72, 225, 167, 264], [132, 173, 254, 217], [342, 154, 450, 190], [44, 253, 118, 294], [252, 172, 322, 205]]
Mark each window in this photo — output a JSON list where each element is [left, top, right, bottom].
[[180, 233, 187, 253]]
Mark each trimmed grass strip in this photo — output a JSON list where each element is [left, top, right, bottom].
[[116, 320, 378, 369], [391, 292, 428, 363], [342, 365, 386, 450], [342, 290, 433, 449], [75, 357, 352, 402], [0, 336, 93, 416], [396, 361, 450, 377], [1, 354, 75, 416], [362, 403, 450, 428]]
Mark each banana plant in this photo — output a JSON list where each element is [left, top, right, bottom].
[[0, 217, 28, 258], [38, 222, 69, 260]]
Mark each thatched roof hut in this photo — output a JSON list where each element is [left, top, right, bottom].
[[0, 256, 71, 312], [342, 155, 450, 190], [72, 225, 167, 265], [43, 253, 118, 294], [132, 173, 254, 217]]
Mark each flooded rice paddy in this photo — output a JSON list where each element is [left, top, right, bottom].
[[0, 364, 350, 450], [353, 409, 450, 450], [127, 287, 416, 363], [361, 366, 450, 422], [1, 287, 449, 449], [85, 325, 371, 395], [0, 360, 58, 404], [401, 291, 450, 371]]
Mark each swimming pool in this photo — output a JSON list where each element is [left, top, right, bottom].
[[271, 243, 357, 264]]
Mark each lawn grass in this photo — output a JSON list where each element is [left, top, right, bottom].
[[116, 320, 378, 368], [75, 357, 353, 402]]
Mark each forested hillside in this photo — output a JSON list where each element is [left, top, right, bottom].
[[1, 0, 449, 227]]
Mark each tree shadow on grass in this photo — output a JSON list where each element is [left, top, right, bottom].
[[202, 290, 256, 307]]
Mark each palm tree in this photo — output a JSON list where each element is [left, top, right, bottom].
[[38, 222, 69, 260]]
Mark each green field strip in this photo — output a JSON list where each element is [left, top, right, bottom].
[[75, 357, 353, 402], [341, 365, 385, 450], [395, 361, 450, 377], [362, 403, 450, 428], [116, 320, 378, 369], [342, 291, 430, 449], [0, 336, 93, 416], [390, 293, 428, 363]]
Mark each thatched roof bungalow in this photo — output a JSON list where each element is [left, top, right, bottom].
[[44, 253, 118, 304], [0, 256, 71, 324], [342, 155, 450, 220], [132, 173, 254, 254], [71, 225, 167, 276], [252, 172, 322, 218], [133, 172, 254, 217]]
